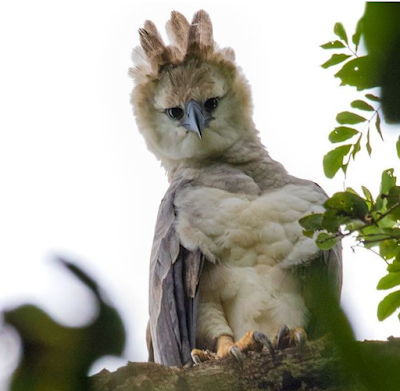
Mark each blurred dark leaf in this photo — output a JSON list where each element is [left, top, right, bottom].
[[334, 22, 348, 44], [336, 111, 366, 125], [323, 144, 351, 178], [321, 54, 352, 69], [351, 100, 375, 112], [320, 40, 346, 49], [335, 56, 381, 90], [329, 126, 359, 143], [4, 258, 126, 391], [363, 3, 400, 123]]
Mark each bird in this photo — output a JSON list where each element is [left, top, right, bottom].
[[129, 10, 342, 367]]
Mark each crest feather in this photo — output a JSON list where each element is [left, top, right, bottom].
[[188, 10, 214, 55], [131, 10, 235, 82], [166, 11, 190, 53]]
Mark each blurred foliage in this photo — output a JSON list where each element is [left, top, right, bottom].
[[3, 258, 126, 391], [303, 2, 400, 324]]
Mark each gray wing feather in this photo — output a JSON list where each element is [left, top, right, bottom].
[[149, 181, 204, 366]]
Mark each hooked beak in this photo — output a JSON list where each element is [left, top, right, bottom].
[[181, 100, 213, 139]]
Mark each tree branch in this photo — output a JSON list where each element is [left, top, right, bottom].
[[91, 338, 400, 391]]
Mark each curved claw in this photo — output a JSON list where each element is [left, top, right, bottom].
[[191, 349, 211, 365], [275, 324, 290, 349], [292, 328, 307, 349], [230, 345, 245, 367], [253, 331, 275, 359], [191, 353, 202, 365]]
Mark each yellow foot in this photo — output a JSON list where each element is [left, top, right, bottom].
[[191, 331, 275, 365], [217, 332, 274, 365], [274, 325, 307, 349], [190, 348, 216, 364]]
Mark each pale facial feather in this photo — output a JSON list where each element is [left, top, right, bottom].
[[131, 58, 254, 168]]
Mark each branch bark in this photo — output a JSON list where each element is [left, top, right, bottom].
[[91, 338, 400, 391]]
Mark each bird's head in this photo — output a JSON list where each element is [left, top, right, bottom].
[[130, 10, 256, 170]]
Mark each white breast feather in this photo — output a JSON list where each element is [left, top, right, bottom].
[[175, 183, 326, 344]]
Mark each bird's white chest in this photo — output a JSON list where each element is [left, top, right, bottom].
[[175, 183, 325, 268]]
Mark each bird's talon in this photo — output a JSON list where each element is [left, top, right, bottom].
[[292, 327, 307, 349], [275, 324, 290, 349], [253, 331, 275, 358], [230, 345, 245, 366], [191, 348, 211, 364]]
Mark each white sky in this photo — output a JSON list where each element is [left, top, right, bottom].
[[1, 0, 399, 385]]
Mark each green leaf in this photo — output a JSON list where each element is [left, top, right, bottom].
[[351, 100, 375, 111], [322, 209, 351, 232], [320, 40, 346, 49], [335, 56, 381, 91], [325, 191, 369, 220], [365, 93, 380, 102], [387, 187, 400, 220], [377, 272, 400, 290], [375, 113, 384, 140], [352, 136, 361, 159], [380, 239, 400, 261], [396, 135, 400, 159], [377, 290, 400, 321], [346, 220, 366, 231], [366, 127, 372, 156], [323, 144, 352, 178], [316, 232, 338, 250], [352, 18, 363, 51], [381, 169, 396, 194], [303, 230, 315, 238], [362, 186, 374, 204], [388, 262, 400, 273], [329, 127, 359, 143], [321, 54, 352, 69], [336, 111, 367, 125], [346, 187, 361, 197], [334, 22, 348, 44], [299, 213, 324, 231]]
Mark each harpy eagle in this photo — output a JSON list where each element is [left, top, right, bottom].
[[129, 10, 342, 366]]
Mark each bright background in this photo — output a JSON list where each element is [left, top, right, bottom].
[[1, 0, 399, 387]]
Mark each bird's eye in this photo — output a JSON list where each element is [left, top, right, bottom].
[[166, 107, 184, 119], [204, 97, 219, 112]]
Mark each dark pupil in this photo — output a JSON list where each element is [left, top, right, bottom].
[[167, 107, 183, 119], [204, 98, 219, 111]]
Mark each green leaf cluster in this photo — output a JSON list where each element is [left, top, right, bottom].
[[301, 169, 400, 320], [321, 22, 385, 179]]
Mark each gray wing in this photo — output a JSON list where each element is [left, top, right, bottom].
[[148, 181, 204, 366], [298, 243, 343, 339]]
